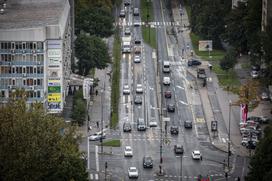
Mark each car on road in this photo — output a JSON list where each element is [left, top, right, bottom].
[[133, 8, 139, 16], [134, 19, 141, 26], [124, 0, 130, 6], [123, 84, 130, 95], [134, 55, 141, 63], [137, 118, 146, 131], [88, 132, 106, 141], [192, 150, 202, 160], [164, 90, 172, 98], [143, 156, 153, 168], [163, 77, 171, 85], [134, 37, 141, 45], [124, 146, 133, 157], [184, 120, 193, 129], [167, 104, 175, 112], [149, 119, 158, 127], [128, 167, 138, 178], [187, 59, 201, 66], [124, 27, 131, 36], [136, 84, 143, 93], [134, 95, 142, 104], [241, 137, 249, 146], [174, 144, 184, 154], [170, 126, 179, 135], [119, 9, 125, 17], [123, 122, 132, 132]]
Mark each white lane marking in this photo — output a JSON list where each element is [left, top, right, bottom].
[[176, 85, 184, 90], [95, 174, 98, 180], [95, 146, 99, 172], [179, 100, 188, 105], [90, 174, 93, 180]]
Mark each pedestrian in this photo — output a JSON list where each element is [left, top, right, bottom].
[[237, 176, 240, 181], [96, 121, 99, 128], [95, 90, 98, 96]]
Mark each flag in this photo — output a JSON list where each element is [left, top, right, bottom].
[[241, 104, 248, 122]]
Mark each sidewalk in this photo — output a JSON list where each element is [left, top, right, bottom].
[[171, 2, 248, 156]]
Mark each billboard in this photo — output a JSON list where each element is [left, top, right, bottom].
[[47, 78, 62, 113], [198, 40, 213, 51]]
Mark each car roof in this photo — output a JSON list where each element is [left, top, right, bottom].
[[125, 146, 131, 149], [176, 144, 182, 147], [193, 150, 200, 154], [129, 167, 137, 170]]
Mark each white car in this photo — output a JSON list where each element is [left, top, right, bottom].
[[241, 137, 249, 146], [136, 84, 143, 93], [124, 146, 133, 157], [134, 20, 141, 26], [134, 55, 141, 63], [261, 92, 269, 100], [163, 77, 170, 85], [149, 120, 158, 127], [88, 132, 106, 141], [128, 167, 138, 178], [123, 84, 130, 95], [251, 71, 259, 78], [192, 150, 202, 160]]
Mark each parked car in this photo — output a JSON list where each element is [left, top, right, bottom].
[[184, 120, 193, 129], [124, 146, 133, 157], [143, 156, 153, 168], [246, 140, 257, 149], [164, 90, 172, 98], [123, 84, 130, 95], [241, 137, 249, 146], [188, 59, 201, 66], [247, 116, 262, 124], [261, 92, 269, 100], [197, 68, 206, 79], [167, 104, 175, 112], [123, 122, 132, 132], [251, 70, 259, 78], [128, 167, 138, 178], [260, 116, 270, 124], [174, 144, 184, 154], [134, 95, 142, 104], [170, 126, 179, 135], [192, 150, 202, 160]]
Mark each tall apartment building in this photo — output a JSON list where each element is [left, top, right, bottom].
[[0, 0, 72, 113], [262, 0, 272, 31]]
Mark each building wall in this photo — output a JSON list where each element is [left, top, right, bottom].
[[0, 0, 71, 113], [262, 0, 272, 31]]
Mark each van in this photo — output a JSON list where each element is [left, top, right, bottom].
[[163, 61, 170, 73], [137, 118, 146, 131]]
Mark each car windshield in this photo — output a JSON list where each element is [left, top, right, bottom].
[[130, 168, 136, 172]]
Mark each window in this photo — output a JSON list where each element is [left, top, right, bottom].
[[12, 79, 15, 86], [22, 66, 26, 74], [33, 66, 37, 74], [34, 79, 37, 85], [23, 79, 26, 86], [37, 91, 41, 98], [22, 42, 26, 49], [37, 42, 43, 50], [11, 42, 15, 49], [33, 42, 37, 50], [12, 66, 16, 74], [0, 90, 4, 97]]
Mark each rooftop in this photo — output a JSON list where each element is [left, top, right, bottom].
[[0, 0, 66, 29]]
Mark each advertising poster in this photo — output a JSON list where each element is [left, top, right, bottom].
[[47, 79, 62, 113]]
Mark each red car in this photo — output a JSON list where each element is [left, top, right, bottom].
[[164, 91, 172, 98]]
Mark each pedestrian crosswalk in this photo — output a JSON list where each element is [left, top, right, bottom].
[[116, 21, 187, 27], [89, 173, 99, 180]]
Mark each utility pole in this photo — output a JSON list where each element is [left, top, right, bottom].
[[105, 162, 108, 181], [180, 154, 183, 181], [100, 81, 105, 153], [227, 101, 231, 169]]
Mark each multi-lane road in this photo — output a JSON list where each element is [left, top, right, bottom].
[[87, 0, 234, 180]]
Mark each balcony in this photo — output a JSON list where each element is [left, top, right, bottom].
[[0, 73, 44, 78], [0, 49, 44, 54], [0, 61, 44, 66]]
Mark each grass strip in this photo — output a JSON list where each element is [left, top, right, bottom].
[[141, 0, 154, 22], [110, 28, 121, 129], [101, 139, 121, 147], [142, 26, 157, 49]]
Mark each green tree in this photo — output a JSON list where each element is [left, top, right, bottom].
[[220, 47, 237, 71], [224, 2, 248, 52], [75, 7, 114, 37], [245, 124, 272, 181], [71, 90, 86, 126], [75, 34, 110, 76], [0, 91, 88, 181]]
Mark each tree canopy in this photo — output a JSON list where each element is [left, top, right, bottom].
[[246, 124, 272, 181], [0, 91, 88, 181], [75, 34, 110, 76]]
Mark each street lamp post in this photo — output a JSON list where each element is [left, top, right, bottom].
[[180, 155, 183, 181], [227, 101, 231, 169], [100, 82, 105, 153]]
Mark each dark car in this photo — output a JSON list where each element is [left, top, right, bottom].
[[123, 122, 132, 132], [174, 144, 184, 154], [134, 95, 142, 104], [246, 140, 257, 149], [184, 120, 192, 129], [247, 116, 262, 124], [143, 156, 153, 168], [170, 126, 179, 135], [164, 91, 172, 98], [134, 38, 141, 45], [124, 0, 130, 6], [167, 104, 175, 112], [187, 59, 201, 66]]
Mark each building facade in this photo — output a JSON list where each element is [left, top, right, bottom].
[[232, 0, 247, 9], [0, 0, 72, 113]]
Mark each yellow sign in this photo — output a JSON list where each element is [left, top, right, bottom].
[[48, 93, 61, 103]]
